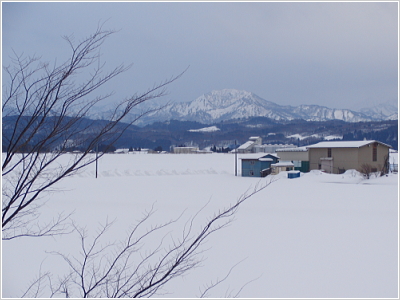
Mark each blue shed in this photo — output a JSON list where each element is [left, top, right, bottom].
[[241, 154, 279, 177]]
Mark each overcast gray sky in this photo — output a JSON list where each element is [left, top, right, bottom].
[[2, 1, 398, 110]]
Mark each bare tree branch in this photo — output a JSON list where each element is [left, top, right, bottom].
[[3, 22, 273, 299], [2, 25, 185, 239], [199, 258, 248, 298], [2, 211, 74, 241], [39, 179, 275, 298], [21, 259, 51, 298]]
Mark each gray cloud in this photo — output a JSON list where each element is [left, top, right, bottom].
[[2, 2, 398, 110]]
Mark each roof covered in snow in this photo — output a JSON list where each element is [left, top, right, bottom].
[[276, 147, 308, 152], [237, 141, 255, 150], [306, 140, 392, 149], [239, 153, 280, 160], [249, 136, 261, 140], [272, 161, 294, 167]]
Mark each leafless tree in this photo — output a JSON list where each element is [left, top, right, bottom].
[[359, 164, 373, 179], [20, 181, 272, 298], [359, 163, 382, 179], [380, 155, 390, 176], [3, 23, 273, 298], [2, 25, 183, 240]]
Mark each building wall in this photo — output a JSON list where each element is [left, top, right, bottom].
[[277, 150, 309, 161], [242, 160, 262, 177], [331, 148, 359, 172], [358, 143, 390, 171], [309, 147, 359, 173], [309, 148, 328, 171], [241, 156, 277, 177], [294, 161, 310, 173]]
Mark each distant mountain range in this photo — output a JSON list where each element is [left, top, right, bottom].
[[122, 89, 397, 126], [358, 102, 398, 121]]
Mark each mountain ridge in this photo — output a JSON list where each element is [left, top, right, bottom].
[[135, 89, 397, 125], [88, 89, 397, 126]]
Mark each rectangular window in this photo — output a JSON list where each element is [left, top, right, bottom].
[[373, 143, 377, 162], [328, 148, 332, 158], [293, 160, 302, 168]]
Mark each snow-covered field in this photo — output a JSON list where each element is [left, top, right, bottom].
[[2, 153, 398, 298]]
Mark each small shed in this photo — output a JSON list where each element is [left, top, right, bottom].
[[241, 154, 279, 177], [271, 161, 295, 175], [276, 147, 309, 172]]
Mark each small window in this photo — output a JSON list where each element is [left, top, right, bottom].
[[328, 148, 332, 158], [372, 143, 377, 162], [250, 160, 255, 165]]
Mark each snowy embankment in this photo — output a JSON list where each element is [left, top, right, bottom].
[[2, 153, 398, 298]]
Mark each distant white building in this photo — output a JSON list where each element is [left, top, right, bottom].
[[114, 148, 130, 154], [237, 137, 296, 154], [172, 146, 199, 154], [253, 144, 297, 153], [237, 136, 261, 153], [249, 136, 262, 144]]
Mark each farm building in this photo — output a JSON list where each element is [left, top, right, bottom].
[[276, 147, 309, 172], [237, 136, 262, 153], [240, 153, 279, 177], [306, 140, 391, 174], [237, 136, 296, 154]]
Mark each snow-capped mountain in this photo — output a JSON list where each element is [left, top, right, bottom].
[[156, 89, 296, 123], [357, 101, 398, 121], [137, 89, 394, 125], [87, 89, 396, 125], [290, 105, 372, 123]]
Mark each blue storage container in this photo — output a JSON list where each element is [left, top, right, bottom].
[[287, 171, 300, 179]]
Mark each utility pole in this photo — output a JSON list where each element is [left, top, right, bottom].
[[235, 140, 238, 176], [95, 143, 99, 179]]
